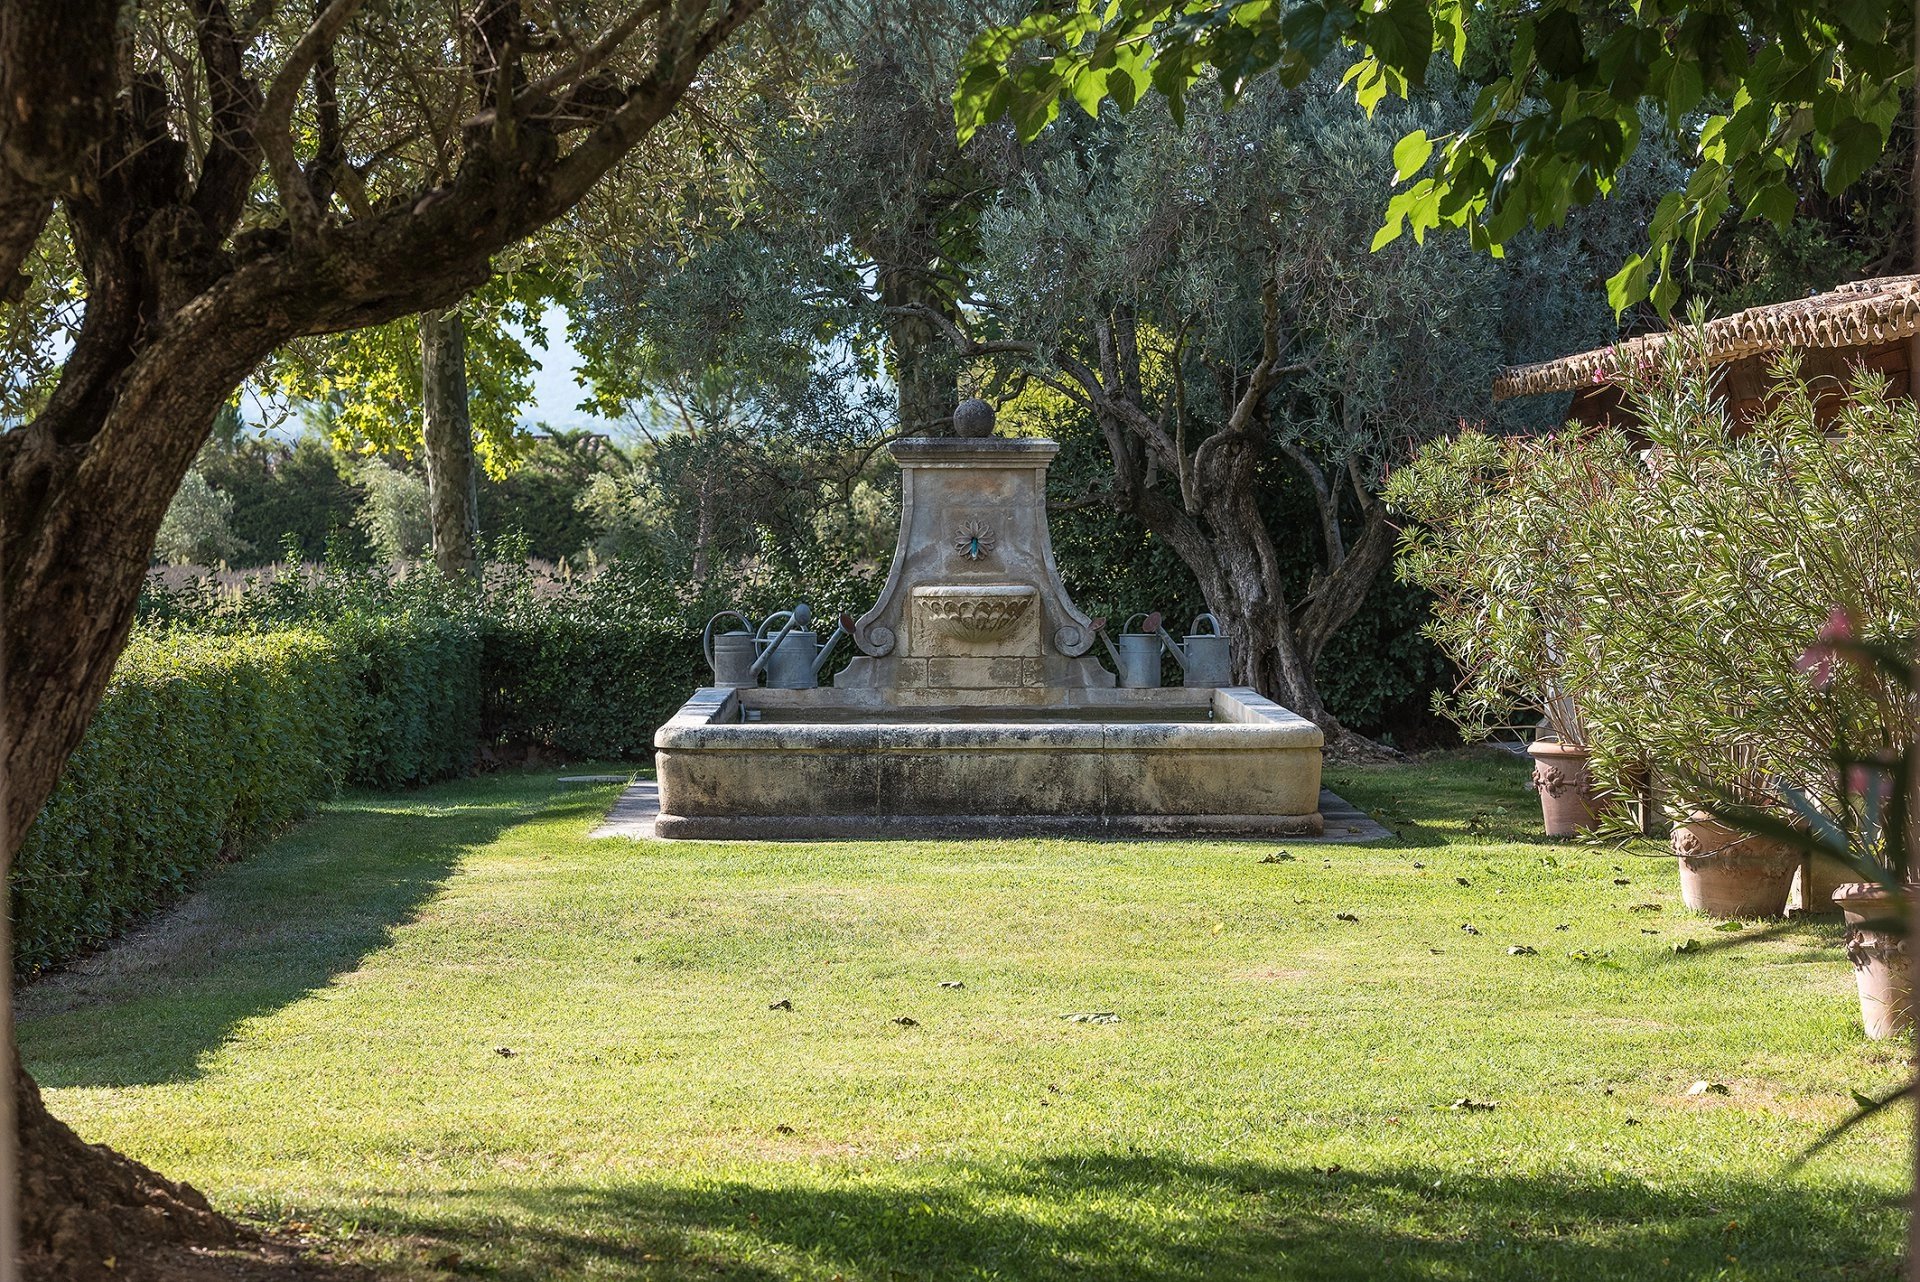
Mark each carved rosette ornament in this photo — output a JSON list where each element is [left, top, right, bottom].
[[953, 519, 996, 562]]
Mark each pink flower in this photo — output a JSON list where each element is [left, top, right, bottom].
[[1795, 607, 1857, 690]]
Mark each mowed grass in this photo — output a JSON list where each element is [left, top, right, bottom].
[[19, 750, 1909, 1281]]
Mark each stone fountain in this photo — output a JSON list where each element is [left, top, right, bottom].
[[652, 404, 1324, 838]]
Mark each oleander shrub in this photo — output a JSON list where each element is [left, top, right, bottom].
[[1391, 328, 1920, 831], [12, 630, 353, 973]]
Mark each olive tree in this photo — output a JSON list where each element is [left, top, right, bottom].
[[0, 0, 765, 1272], [941, 72, 1666, 745]]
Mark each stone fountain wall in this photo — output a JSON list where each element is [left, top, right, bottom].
[[836, 437, 1114, 701]]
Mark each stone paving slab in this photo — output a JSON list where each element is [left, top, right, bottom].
[[588, 781, 1390, 844]]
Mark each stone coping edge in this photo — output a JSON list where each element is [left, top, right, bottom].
[[655, 687, 1326, 752], [652, 810, 1326, 840]]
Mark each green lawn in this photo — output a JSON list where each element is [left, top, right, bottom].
[[19, 750, 1908, 1281]]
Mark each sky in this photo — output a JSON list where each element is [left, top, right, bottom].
[[514, 303, 626, 436]]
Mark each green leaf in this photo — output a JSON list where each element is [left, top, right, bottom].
[[1532, 9, 1586, 79], [1393, 129, 1433, 182], [1279, 2, 1348, 66], [1605, 252, 1650, 315], [1820, 118, 1886, 195], [1070, 67, 1108, 119], [1745, 180, 1797, 226]]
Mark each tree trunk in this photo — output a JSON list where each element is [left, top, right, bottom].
[[879, 266, 958, 434], [17, 1045, 241, 1281], [419, 306, 480, 578]]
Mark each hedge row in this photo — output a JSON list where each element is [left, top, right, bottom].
[[479, 599, 701, 760], [13, 617, 478, 974]]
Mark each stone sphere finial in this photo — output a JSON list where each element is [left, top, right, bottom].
[[953, 398, 996, 438]]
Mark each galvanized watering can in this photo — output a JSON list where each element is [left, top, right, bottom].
[[703, 610, 759, 688], [1094, 612, 1166, 689], [749, 603, 849, 690], [1157, 612, 1231, 687]]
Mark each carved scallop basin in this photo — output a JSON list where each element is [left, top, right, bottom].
[[918, 585, 1033, 643], [652, 685, 1325, 839]]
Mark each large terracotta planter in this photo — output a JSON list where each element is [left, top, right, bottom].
[[1528, 739, 1598, 837], [1671, 815, 1797, 918], [1835, 882, 1913, 1040]]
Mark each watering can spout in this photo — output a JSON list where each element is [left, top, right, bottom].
[[1152, 612, 1190, 672], [748, 606, 803, 678], [810, 613, 851, 678]]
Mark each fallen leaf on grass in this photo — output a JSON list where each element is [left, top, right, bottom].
[[1554, 923, 1570, 931], [891, 1016, 919, 1027], [1613, 878, 1631, 886], [493, 1047, 515, 1058], [939, 980, 966, 989], [1335, 912, 1359, 922], [1687, 1080, 1731, 1097], [1507, 945, 1537, 956], [1456, 877, 1472, 887], [774, 1124, 796, 1134], [1673, 939, 1702, 954], [1260, 851, 1295, 863], [1412, 861, 1426, 869], [1448, 1097, 1496, 1112], [1460, 923, 1481, 935], [1713, 921, 1745, 932], [1061, 1012, 1121, 1024], [1629, 903, 1662, 913], [769, 999, 793, 1011]]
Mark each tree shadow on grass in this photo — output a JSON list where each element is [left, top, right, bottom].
[[369, 1149, 1901, 1282], [18, 776, 586, 1090]]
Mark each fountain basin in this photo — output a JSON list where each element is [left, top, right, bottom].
[[653, 686, 1324, 839]]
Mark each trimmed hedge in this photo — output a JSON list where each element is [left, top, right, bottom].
[[480, 605, 700, 760], [332, 613, 482, 787], [13, 631, 350, 973], [13, 618, 479, 974]]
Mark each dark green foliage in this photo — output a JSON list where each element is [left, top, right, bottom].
[[11, 632, 354, 974], [479, 590, 699, 761], [199, 434, 369, 565], [478, 430, 630, 565], [329, 613, 483, 789], [16, 606, 487, 973]]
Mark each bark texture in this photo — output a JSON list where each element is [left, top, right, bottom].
[[0, 0, 762, 1270], [419, 307, 480, 578]]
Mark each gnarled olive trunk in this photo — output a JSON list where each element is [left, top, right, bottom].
[[419, 306, 480, 578]]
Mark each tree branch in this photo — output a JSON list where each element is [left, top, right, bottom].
[[256, 0, 366, 242], [189, 0, 262, 235]]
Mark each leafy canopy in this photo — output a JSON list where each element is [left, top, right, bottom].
[[954, 0, 1912, 312]]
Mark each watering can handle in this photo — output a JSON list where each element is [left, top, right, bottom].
[[1122, 612, 1159, 634], [1191, 612, 1223, 636], [750, 609, 801, 676], [702, 610, 752, 667]]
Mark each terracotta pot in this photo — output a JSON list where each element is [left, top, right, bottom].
[[1788, 853, 1857, 914], [1835, 881, 1913, 1040], [1671, 815, 1797, 918], [1528, 740, 1599, 837]]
